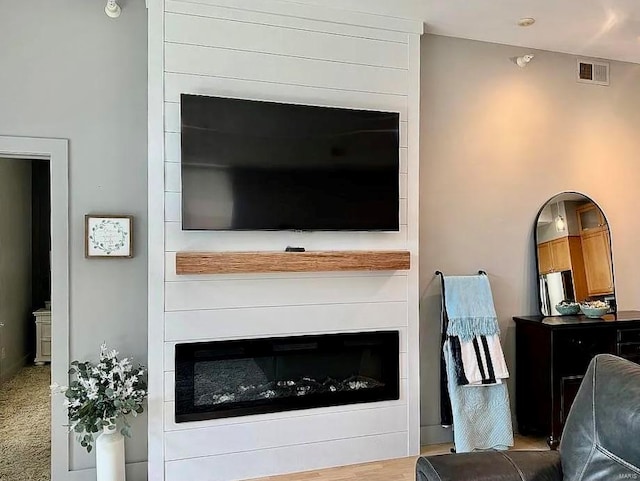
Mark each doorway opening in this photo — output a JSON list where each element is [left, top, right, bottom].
[[0, 135, 69, 481], [0, 156, 51, 480]]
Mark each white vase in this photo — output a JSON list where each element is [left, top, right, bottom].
[[96, 425, 126, 481]]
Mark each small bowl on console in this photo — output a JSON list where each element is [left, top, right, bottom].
[[555, 302, 580, 316], [580, 301, 610, 319]]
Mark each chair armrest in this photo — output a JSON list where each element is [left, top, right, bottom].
[[416, 450, 561, 481]]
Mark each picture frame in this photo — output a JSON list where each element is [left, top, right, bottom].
[[85, 215, 133, 258]]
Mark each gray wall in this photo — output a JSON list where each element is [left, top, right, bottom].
[[0, 0, 148, 472], [419, 34, 640, 443], [0, 158, 32, 384]]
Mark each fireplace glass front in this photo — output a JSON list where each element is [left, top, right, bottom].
[[175, 331, 399, 422]]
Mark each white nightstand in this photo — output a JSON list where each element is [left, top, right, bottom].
[[33, 308, 51, 365]]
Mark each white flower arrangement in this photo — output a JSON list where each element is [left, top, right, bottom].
[[51, 343, 147, 453]]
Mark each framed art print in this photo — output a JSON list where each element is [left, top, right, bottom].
[[85, 215, 133, 258]]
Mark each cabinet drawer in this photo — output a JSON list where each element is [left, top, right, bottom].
[[618, 329, 640, 344], [41, 322, 51, 339], [554, 329, 617, 376], [41, 339, 51, 357], [618, 343, 640, 359], [560, 376, 583, 424], [621, 355, 640, 365]]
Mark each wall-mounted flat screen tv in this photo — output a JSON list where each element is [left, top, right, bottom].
[[180, 94, 400, 231]]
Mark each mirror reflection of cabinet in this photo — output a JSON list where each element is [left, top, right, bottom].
[[549, 238, 571, 272], [537, 236, 588, 301], [537, 242, 553, 274], [576, 203, 606, 232], [581, 229, 613, 296], [576, 203, 613, 296], [535, 192, 615, 316], [537, 237, 577, 274]]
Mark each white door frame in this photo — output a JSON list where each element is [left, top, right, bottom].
[[0, 135, 69, 480]]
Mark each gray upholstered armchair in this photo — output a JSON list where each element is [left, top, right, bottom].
[[416, 354, 640, 481]]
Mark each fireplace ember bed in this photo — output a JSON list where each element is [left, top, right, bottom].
[[175, 331, 400, 422]]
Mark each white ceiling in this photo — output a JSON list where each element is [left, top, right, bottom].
[[292, 0, 640, 64]]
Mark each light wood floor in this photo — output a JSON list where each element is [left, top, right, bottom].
[[250, 435, 548, 481]]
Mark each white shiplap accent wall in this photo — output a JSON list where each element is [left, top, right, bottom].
[[148, 1, 422, 480]]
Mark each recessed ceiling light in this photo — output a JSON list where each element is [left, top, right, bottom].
[[518, 17, 536, 27]]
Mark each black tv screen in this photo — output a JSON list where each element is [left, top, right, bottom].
[[180, 94, 400, 231]]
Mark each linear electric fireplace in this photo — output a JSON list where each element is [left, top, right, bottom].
[[175, 331, 399, 422]]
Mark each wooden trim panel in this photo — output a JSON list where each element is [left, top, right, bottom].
[[176, 250, 410, 274]]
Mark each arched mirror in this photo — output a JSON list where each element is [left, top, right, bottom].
[[535, 193, 616, 316]]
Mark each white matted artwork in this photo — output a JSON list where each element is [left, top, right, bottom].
[[85, 215, 133, 258]]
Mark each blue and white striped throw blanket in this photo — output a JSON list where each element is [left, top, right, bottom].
[[442, 274, 514, 452]]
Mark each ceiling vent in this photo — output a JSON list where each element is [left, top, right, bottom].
[[577, 59, 610, 86]]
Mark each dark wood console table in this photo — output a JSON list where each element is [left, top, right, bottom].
[[514, 311, 640, 448]]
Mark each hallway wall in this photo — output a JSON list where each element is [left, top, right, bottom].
[[0, 157, 32, 383], [0, 2, 148, 475]]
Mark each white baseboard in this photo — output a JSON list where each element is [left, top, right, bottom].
[[0, 353, 31, 385], [420, 424, 453, 445]]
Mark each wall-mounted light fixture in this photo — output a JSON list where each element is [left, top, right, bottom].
[[516, 54, 535, 68], [105, 0, 121, 18]]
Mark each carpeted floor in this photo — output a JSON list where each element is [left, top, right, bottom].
[[0, 365, 51, 481]]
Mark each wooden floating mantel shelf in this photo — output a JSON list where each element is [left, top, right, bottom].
[[176, 250, 411, 275]]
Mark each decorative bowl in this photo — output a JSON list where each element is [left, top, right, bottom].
[[555, 303, 580, 315], [580, 304, 609, 318]]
